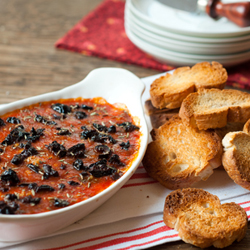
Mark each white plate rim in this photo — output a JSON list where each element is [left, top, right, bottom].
[[129, 0, 250, 37], [125, 13, 250, 55], [125, 2, 250, 43], [125, 25, 250, 66]]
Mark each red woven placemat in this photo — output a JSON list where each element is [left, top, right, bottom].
[[55, 0, 250, 89]]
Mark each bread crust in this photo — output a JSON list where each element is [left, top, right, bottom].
[[243, 118, 250, 134], [179, 88, 250, 130], [222, 131, 250, 190], [142, 116, 223, 189], [150, 61, 227, 109], [163, 188, 248, 248]]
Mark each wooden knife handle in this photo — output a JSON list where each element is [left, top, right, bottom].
[[206, 0, 250, 27]]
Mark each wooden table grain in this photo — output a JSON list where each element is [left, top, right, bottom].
[[0, 0, 249, 249]]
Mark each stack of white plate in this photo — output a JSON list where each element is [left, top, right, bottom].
[[124, 0, 250, 67]]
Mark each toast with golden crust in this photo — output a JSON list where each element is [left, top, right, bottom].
[[222, 131, 250, 190], [142, 115, 223, 190], [243, 118, 250, 134], [163, 188, 248, 248], [150, 61, 227, 110], [179, 88, 250, 130]]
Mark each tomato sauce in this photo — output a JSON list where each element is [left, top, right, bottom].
[[0, 97, 141, 214]]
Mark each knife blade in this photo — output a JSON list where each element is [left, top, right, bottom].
[[157, 0, 206, 13], [157, 0, 250, 27]]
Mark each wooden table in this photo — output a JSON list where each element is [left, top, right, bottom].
[[0, 0, 249, 249]]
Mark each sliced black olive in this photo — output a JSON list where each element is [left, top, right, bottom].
[[46, 120, 57, 125], [0, 118, 5, 127], [2, 125, 29, 146], [18, 183, 30, 187], [21, 195, 41, 205], [27, 164, 40, 174], [1, 134, 14, 146], [5, 193, 18, 201], [0, 169, 20, 186], [35, 114, 44, 123], [27, 127, 45, 142], [120, 141, 130, 150], [112, 171, 123, 181], [56, 128, 71, 136], [68, 180, 80, 186], [22, 144, 38, 157], [46, 141, 67, 158], [67, 143, 85, 158], [51, 103, 72, 114], [95, 134, 117, 144], [117, 122, 139, 132], [28, 183, 38, 190], [58, 183, 65, 190], [81, 127, 99, 140], [73, 159, 86, 171], [54, 198, 69, 207], [52, 114, 66, 120], [11, 154, 25, 165], [0, 187, 9, 192], [7, 202, 19, 213], [35, 185, 55, 193], [93, 123, 108, 132], [95, 145, 111, 159], [89, 159, 115, 178], [0, 148, 3, 153], [82, 127, 116, 143], [81, 104, 93, 110], [75, 111, 87, 120], [109, 154, 125, 166], [11, 143, 38, 165], [19, 143, 25, 148], [13, 125, 29, 141], [0, 201, 19, 214], [6, 117, 21, 124], [42, 164, 59, 179], [35, 114, 57, 125], [108, 125, 116, 133]]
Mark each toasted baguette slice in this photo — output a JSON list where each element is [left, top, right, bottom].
[[243, 118, 250, 134], [144, 99, 179, 129], [150, 61, 227, 109], [222, 131, 250, 190], [163, 188, 248, 248], [142, 115, 223, 189], [179, 88, 250, 130]]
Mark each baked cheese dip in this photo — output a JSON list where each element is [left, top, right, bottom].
[[0, 97, 141, 214]]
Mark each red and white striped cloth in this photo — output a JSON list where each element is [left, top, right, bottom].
[[1, 73, 250, 250]]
